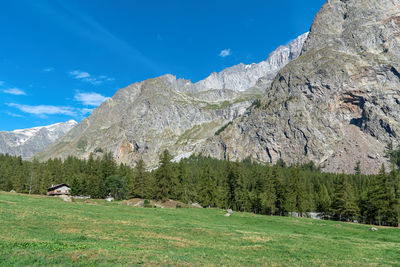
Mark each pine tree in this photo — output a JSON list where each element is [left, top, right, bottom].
[[130, 159, 147, 198], [155, 150, 174, 201], [105, 175, 127, 199], [355, 161, 361, 175], [225, 161, 238, 210], [272, 166, 286, 216], [260, 168, 277, 215], [285, 168, 308, 217], [330, 175, 360, 222], [175, 161, 189, 203], [316, 183, 331, 214], [365, 164, 399, 226], [197, 163, 217, 207]]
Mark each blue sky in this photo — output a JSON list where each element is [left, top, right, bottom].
[[0, 0, 326, 131]]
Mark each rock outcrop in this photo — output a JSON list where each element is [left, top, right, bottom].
[[199, 0, 400, 174], [35, 34, 308, 167], [0, 120, 77, 160]]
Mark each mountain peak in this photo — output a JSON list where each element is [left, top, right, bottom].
[[302, 0, 400, 54], [194, 33, 309, 92], [0, 120, 77, 160]]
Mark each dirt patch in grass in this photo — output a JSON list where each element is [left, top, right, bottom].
[[121, 198, 188, 209], [120, 198, 143, 206], [60, 228, 84, 234], [84, 200, 98, 205], [241, 244, 265, 250], [113, 219, 149, 228], [0, 199, 16, 205], [242, 235, 272, 243], [68, 249, 109, 262]]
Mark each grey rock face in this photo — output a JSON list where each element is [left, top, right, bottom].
[[199, 0, 400, 174], [35, 34, 308, 168], [35, 77, 254, 167], [0, 120, 77, 160], [195, 32, 309, 92]]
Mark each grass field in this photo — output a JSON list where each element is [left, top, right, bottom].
[[0, 192, 399, 266]]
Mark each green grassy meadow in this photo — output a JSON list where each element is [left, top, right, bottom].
[[0, 192, 399, 266]]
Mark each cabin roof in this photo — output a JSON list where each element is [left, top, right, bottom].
[[47, 183, 70, 191]]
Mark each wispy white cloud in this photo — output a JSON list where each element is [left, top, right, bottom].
[[219, 48, 232, 58], [69, 70, 114, 85], [7, 103, 77, 117], [3, 88, 26, 96], [74, 92, 109, 106], [70, 70, 90, 79], [42, 67, 55, 72], [6, 112, 24, 118]]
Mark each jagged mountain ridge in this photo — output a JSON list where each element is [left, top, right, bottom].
[[199, 0, 400, 174], [194, 32, 309, 92], [0, 120, 77, 160], [35, 33, 308, 167]]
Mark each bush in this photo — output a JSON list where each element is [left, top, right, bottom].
[[215, 121, 233, 135], [144, 199, 153, 208], [252, 99, 261, 108]]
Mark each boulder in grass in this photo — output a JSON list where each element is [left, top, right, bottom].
[[370, 227, 378, 231], [224, 213, 231, 217], [227, 209, 233, 214], [59, 195, 72, 202], [191, 202, 203, 208], [105, 196, 114, 202], [134, 200, 144, 207]]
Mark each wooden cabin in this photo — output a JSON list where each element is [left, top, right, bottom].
[[47, 184, 71, 197]]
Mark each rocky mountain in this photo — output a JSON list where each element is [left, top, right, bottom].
[[0, 120, 77, 160], [194, 32, 309, 92], [199, 0, 400, 174], [35, 33, 308, 167]]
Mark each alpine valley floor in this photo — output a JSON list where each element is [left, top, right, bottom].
[[0, 192, 399, 266]]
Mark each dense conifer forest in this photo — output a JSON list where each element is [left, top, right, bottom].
[[0, 150, 399, 227]]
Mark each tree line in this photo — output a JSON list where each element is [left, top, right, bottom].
[[0, 150, 399, 227]]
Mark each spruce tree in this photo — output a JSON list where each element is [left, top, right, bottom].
[[130, 159, 147, 198], [285, 168, 308, 217], [155, 150, 174, 201], [197, 163, 217, 207], [260, 167, 276, 215], [226, 161, 238, 210], [330, 175, 360, 222], [272, 166, 286, 216], [316, 183, 331, 214], [365, 164, 399, 226]]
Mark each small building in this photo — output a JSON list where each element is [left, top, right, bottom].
[[47, 184, 71, 197]]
